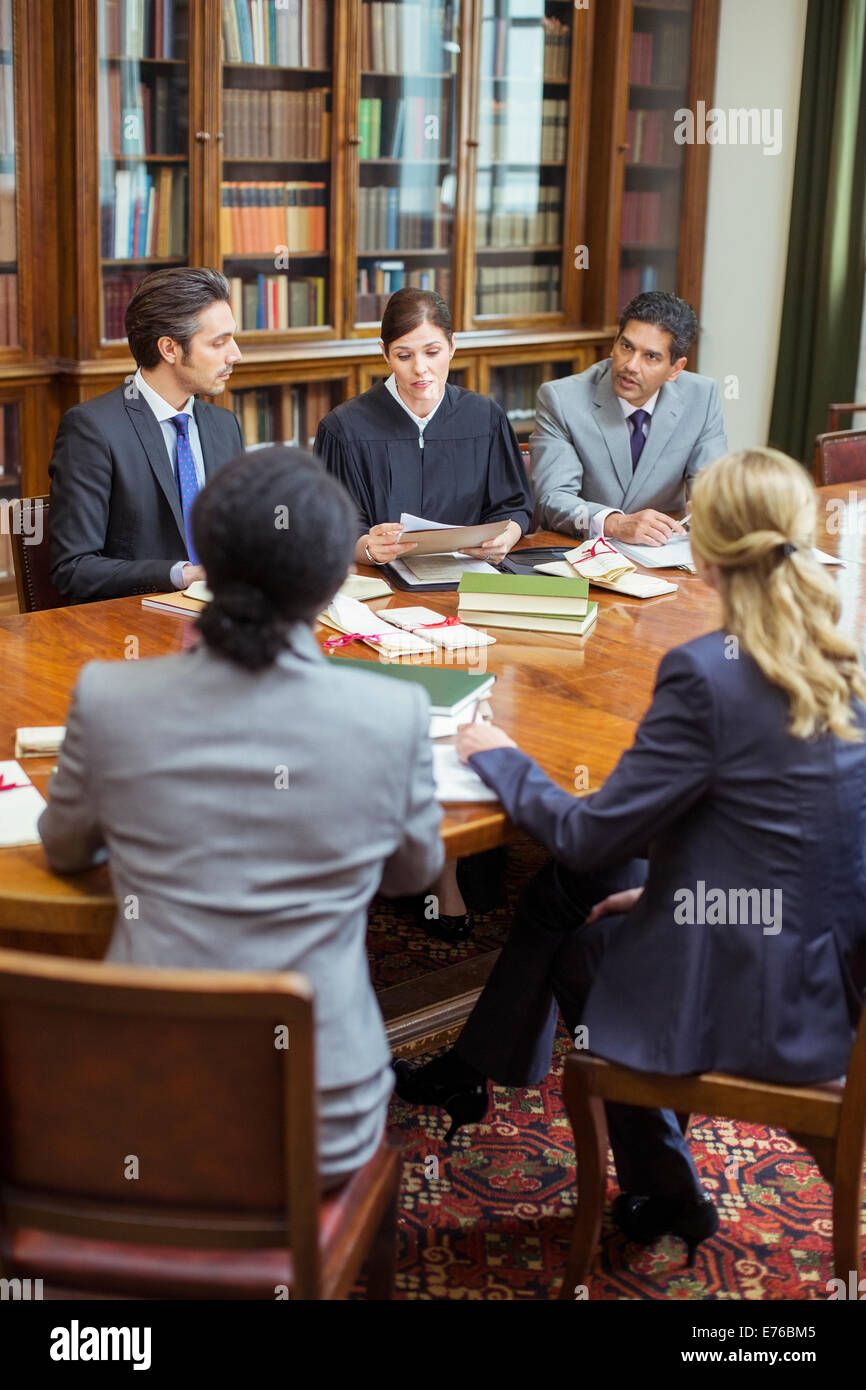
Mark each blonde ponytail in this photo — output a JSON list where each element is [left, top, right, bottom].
[[689, 448, 866, 741]]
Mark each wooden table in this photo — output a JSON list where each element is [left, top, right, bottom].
[[2, 494, 862, 1047]]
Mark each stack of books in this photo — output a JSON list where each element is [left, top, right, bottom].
[[457, 572, 598, 638]]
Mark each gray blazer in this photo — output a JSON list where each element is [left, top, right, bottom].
[[38, 626, 444, 1097], [530, 358, 728, 536]]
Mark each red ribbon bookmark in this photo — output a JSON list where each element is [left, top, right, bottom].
[[323, 631, 390, 649], [0, 774, 28, 792]]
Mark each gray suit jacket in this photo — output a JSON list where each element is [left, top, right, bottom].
[[530, 358, 728, 536], [38, 626, 444, 1097]]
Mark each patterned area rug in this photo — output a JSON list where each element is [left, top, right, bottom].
[[386, 1031, 859, 1301], [367, 844, 863, 1300]]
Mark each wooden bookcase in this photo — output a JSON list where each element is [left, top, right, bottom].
[[9, 0, 719, 495]]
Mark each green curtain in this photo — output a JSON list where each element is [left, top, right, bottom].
[[768, 0, 866, 463]]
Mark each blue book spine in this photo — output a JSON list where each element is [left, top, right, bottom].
[[268, 0, 277, 62], [235, 0, 254, 64], [256, 273, 265, 330]]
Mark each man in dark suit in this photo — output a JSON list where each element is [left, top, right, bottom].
[[49, 266, 244, 601]]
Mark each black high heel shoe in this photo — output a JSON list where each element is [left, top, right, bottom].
[[613, 1192, 719, 1267], [420, 910, 475, 945], [393, 1057, 489, 1143]]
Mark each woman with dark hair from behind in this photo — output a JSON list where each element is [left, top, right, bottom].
[[39, 447, 445, 1189], [315, 288, 534, 942]]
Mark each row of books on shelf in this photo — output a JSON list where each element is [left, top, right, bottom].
[[358, 96, 451, 162], [0, 273, 17, 347], [357, 186, 450, 253], [629, 23, 690, 87], [621, 190, 675, 245], [500, 366, 546, 423], [0, 66, 14, 159], [480, 99, 568, 163], [618, 264, 662, 310], [220, 0, 328, 68], [476, 264, 561, 317], [476, 183, 562, 248], [480, 15, 571, 81], [229, 273, 326, 331], [0, 404, 20, 492], [222, 87, 331, 160], [359, 3, 458, 76], [232, 382, 334, 451], [101, 168, 188, 259], [103, 270, 151, 340], [0, 174, 15, 261], [355, 262, 451, 322], [626, 107, 682, 166], [99, 70, 187, 158], [219, 181, 327, 254], [102, 0, 189, 62]]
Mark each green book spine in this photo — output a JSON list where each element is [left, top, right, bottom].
[[358, 99, 371, 160], [458, 571, 590, 600]]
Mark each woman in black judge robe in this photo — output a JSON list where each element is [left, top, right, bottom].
[[314, 289, 532, 941], [314, 289, 532, 568]]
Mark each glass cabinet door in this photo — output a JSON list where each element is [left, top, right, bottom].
[[96, 0, 191, 342], [0, 0, 17, 348], [229, 378, 344, 450], [354, 0, 461, 327], [219, 0, 333, 336], [472, 0, 573, 322], [618, 0, 693, 311]]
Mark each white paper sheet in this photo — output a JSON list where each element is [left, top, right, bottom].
[[432, 744, 499, 803], [390, 555, 499, 586], [608, 536, 694, 569], [0, 760, 47, 847]]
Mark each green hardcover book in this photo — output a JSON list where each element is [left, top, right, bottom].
[[369, 97, 382, 159], [326, 656, 495, 718], [458, 603, 598, 638], [358, 98, 371, 160], [457, 570, 590, 617]]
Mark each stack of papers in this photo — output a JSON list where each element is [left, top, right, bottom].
[[0, 760, 47, 847], [432, 744, 499, 803], [14, 726, 66, 757], [535, 537, 678, 597], [383, 606, 495, 652], [318, 594, 435, 656]]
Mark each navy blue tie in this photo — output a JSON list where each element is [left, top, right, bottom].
[[630, 408, 649, 470], [170, 414, 200, 563]]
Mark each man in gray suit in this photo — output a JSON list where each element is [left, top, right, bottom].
[[38, 448, 444, 1187], [531, 291, 727, 544]]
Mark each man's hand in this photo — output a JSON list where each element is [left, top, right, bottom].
[[357, 523, 419, 565], [604, 510, 687, 546], [181, 563, 206, 588], [456, 722, 518, 762], [585, 886, 645, 925], [459, 519, 522, 563]]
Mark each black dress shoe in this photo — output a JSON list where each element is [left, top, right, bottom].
[[419, 909, 475, 945], [613, 1192, 719, 1267], [393, 1056, 489, 1143]]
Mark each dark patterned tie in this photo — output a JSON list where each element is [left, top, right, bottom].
[[630, 408, 649, 471], [170, 414, 200, 564]]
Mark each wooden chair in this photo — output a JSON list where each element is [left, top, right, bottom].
[[558, 1008, 866, 1298], [520, 443, 531, 476], [826, 403, 866, 433], [813, 431, 866, 487], [0, 949, 402, 1300], [10, 496, 72, 613]]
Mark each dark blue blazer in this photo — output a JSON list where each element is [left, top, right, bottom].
[[49, 382, 244, 601], [470, 631, 866, 1084]]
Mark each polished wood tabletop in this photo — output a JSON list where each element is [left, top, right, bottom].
[[1, 487, 863, 948]]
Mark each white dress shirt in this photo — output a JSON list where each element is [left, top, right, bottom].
[[384, 372, 444, 448], [133, 367, 205, 588], [591, 388, 661, 538]]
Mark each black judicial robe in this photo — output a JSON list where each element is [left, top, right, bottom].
[[314, 381, 533, 536]]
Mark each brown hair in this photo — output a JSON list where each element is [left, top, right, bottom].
[[124, 266, 231, 368], [380, 288, 452, 352]]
